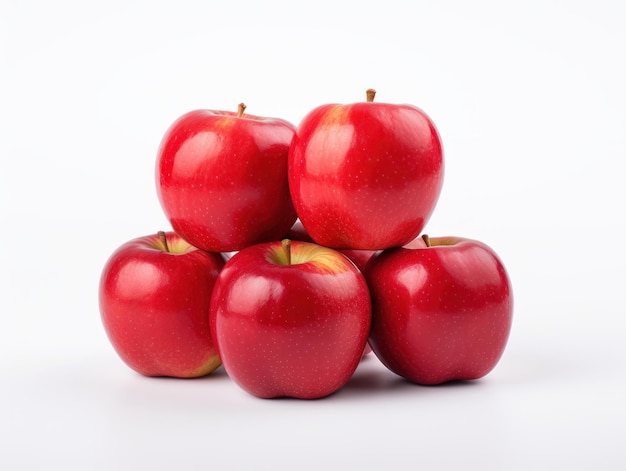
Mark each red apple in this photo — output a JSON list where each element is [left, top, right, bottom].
[[209, 239, 371, 399], [156, 104, 298, 253], [99, 231, 225, 378], [288, 89, 444, 250], [364, 235, 513, 385]]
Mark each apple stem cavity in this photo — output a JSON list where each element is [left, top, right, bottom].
[[158, 231, 170, 253], [366, 88, 377, 102], [421, 234, 431, 248], [282, 239, 292, 265], [237, 103, 246, 117]]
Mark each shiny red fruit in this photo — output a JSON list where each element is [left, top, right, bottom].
[[209, 240, 371, 399], [288, 89, 444, 250], [156, 105, 297, 252], [364, 235, 513, 385], [99, 231, 225, 378]]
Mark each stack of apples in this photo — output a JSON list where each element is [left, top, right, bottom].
[[99, 90, 513, 399]]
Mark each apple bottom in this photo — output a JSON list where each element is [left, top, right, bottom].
[[103, 308, 222, 379], [216, 309, 367, 399], [370, 305, 512, 385]]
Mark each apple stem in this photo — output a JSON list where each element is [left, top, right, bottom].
[[237, 103, 246, 117], [366, 88, 376, 102], [421, 234, 431, 247], [158, 231, 170, 253], [282, 239, 292, 265]]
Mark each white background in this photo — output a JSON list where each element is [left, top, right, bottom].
[[1, 0, 625, 469]]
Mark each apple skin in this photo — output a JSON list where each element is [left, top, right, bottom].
[[285, 220, 379, 272], [364, 236, 513, 385], [209, 240, 371, 399], [99, 231, 226, 378], [284, 220, 376, 357], [288, 90, 444, 250], [156, 107, 298, 253]]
